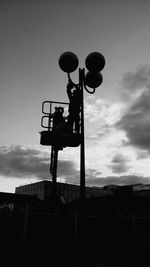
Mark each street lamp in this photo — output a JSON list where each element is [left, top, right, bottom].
[[59, 51, 105, 202]]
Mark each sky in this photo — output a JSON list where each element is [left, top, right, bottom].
[[1, 0, 150, 192]]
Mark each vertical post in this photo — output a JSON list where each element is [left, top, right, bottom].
[[48, 102, 52, 131], [51, 146, 58, 199], [79, 68, 85, 202]]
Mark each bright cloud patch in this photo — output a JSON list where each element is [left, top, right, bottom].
[[83, 95, 129, 176], [84, 95, 126, 140], [82, 65, 150, 180]]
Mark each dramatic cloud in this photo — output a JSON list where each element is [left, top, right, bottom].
[[117, 87, 150, 152], [115, 64, 150, 154], [2, 67, 150, 187], [0, 145, 78, 180], [0, 145, 150, 188]]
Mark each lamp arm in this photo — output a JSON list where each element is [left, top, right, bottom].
[[68, 71, 96, 94], [83, 83, 96, 94], [67, 73, 80, 88]]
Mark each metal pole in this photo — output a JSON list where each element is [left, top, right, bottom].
[[51, 146, 58, 199], [79, 68, 85, 202]]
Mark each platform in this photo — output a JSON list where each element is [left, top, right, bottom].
[[40, 131, 81, 147]]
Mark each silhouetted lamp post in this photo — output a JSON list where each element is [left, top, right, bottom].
[[59, 51, 105, 201]]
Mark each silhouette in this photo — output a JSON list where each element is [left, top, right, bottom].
[[67, 81, 82, 133], [52, 106, 65, 131], [52, 105, 72, 139]]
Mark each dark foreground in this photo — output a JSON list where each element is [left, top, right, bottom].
[[0, 195, 150, 266]]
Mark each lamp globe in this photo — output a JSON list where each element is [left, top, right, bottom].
[[59, 52, 79, 73], [84, 72, 103, 88], [85, 52, 105, 73]]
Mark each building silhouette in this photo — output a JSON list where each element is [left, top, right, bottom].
[[15, 180, 150, 202], [15, 180, 110, 202]]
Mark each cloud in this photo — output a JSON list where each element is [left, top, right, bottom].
[[65, 167, 150, 187], [121, 64, 150, 94], [115, 64, 150, 154], [107, 153, 131, 174], [86, 174, 150, 187], [84, 95, 125, 140], [0, 145, 78, 180], [116, 87, 150, 152], [0, 145, 150, 188], [136, 150, 149, 160], [57, 160, 79, 180]]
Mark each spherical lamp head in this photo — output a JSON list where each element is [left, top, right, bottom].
[[84, 72, 103, 88], [59, 52, 79, 73], [85, 52, 105, 73]]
